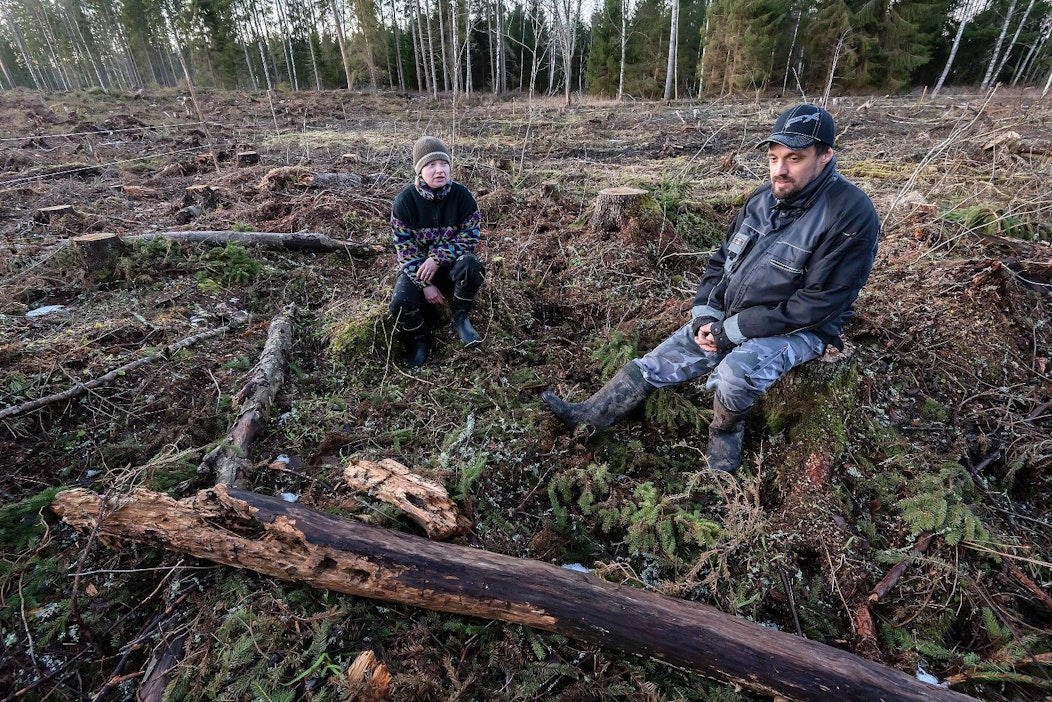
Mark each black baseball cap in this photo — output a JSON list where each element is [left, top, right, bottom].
[[756, 104, 836, 150]]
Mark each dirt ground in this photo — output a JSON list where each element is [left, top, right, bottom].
[[1, 87, 1050, 701]]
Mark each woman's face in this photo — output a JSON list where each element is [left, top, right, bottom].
[[421, 159, 450, 189]]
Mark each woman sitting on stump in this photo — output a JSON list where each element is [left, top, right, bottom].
[[389, 136, 484, 367]]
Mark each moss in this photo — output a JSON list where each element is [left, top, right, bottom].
[[325, 300, 390, 362]]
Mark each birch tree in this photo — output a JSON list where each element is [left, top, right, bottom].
[[550, 0, 584, 104], [932, 0, 981, 95], [980, 0, 1018, 88], [662, 0, 678, 100]]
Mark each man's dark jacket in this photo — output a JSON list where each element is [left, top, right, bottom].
[[692, 158, 880, 350]]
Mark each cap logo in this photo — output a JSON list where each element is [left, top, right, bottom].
[[785, 112, 820, 129]]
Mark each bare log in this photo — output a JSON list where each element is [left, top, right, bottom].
[[0, 319, 245, 421], [308, 173, 363, 188], [591, 186, 648, 232], [130, 231, 383, 257], [344, 458, 471, 540], [51, 486, 978, 702], [198, 305, 295, 487]]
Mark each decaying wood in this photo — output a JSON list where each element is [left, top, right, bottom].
[[854, 533, 934, 652], [0, 319, 245, 421], [51, 485, 978, 702], [344, 459, 471, 540], [590, 186, 648, 232], [198, 305, 295, 487], [135, 633, 186, 702], [236, 151, 260, 166], [345, 650, 391, 702], [130, 230, 384, 257], [71, 232, 127, 278]]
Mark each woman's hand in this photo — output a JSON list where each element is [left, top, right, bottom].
[[423, 285, 445, 305], [417, 257, 439, 283]]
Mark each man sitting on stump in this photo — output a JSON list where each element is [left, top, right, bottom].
[[390, 136, 484, 367], [543, 104, 880, 473]]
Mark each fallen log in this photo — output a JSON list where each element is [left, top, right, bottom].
[[130, 231, 384, 257], [198, 305, 295, 487], [51, 485, 978, 702], [344, 458, 471, 540]]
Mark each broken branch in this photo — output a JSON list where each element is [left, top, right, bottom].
[[0, 319, 246, 421]]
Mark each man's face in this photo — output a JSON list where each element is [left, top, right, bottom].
[[767, 143, 833, 200], [420, 159, 450, 189]]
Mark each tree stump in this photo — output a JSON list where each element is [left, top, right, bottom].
[[757, 342, 859, 492], [34, 204, 75, 223], [590, 186, 648, 232], [236, 151, 260, 166], [71, 232, 127, 282], [183, 184, 220, 210]]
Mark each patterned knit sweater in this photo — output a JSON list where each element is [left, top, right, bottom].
[[391, 178, 482, 289]]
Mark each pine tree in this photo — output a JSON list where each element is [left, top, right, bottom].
[[585, 0, 625, 96]]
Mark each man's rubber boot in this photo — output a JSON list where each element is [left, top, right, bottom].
[[705, 395, 751, 472], [452, 301, 481, 346], [542, 362, 654, 433]]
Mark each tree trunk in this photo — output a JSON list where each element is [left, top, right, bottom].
[[330, 0, 355, 88], [980, 0, 1019, 90], [932, 3, 972, 97], [663, 0, 679, 100], [617, 0, 627, 100], [991, 0, 1037, 86], [50, 485, 980, 702]]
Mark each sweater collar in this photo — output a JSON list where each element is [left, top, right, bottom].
[[415, 177, 453, 201]]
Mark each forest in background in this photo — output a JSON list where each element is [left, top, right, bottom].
[[0, 0, 1050, 103]]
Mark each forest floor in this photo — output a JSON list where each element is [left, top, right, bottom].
[[0, 86, 1050, 702]]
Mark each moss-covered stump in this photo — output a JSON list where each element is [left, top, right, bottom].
[[757, 343, 860, 497], [324, 299, 392, 363]]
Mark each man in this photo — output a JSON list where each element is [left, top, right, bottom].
[[543, 104, 880, 472], [390, 136, 484, 367]]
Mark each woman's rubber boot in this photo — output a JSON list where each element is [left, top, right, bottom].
[[452, 300, 481, 346], [705, 395, 750, 472], [542, 362, 654, 434]]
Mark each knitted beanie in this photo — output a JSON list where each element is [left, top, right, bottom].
[[413, 136, 451, 175]]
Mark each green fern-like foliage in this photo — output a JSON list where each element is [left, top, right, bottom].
[[0, 488, 61, 551], [644, 387, 706, 433], [589, 329, 639, 379], [894, 462, 990, 545]]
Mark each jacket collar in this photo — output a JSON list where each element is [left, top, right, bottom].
[[773, 157, 839, 213]]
